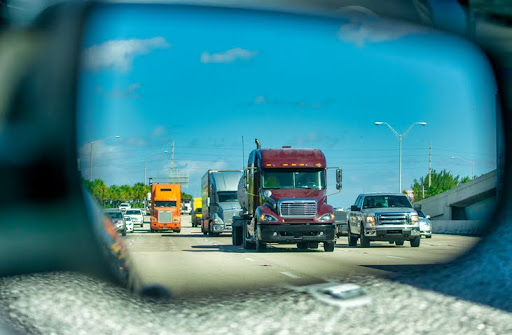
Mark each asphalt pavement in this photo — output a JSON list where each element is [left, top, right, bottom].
[[128, 215, 479, 299]]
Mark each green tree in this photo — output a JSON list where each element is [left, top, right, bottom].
[[410, 169, 470, 201]]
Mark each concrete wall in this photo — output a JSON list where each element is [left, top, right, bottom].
[[415, 170, 497, 221], [432, 220, 488, 236]]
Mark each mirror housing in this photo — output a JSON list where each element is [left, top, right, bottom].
[[336, 168, 342, 190], [350, 205, 360, 212]]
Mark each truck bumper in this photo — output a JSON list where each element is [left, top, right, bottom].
[[365, 227, 420, 241], [152, 222, 181, 231], [258, 224, 335, 243]]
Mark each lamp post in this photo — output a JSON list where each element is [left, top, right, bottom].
[[375, 121, 427, 192], [451, 156, 475, 179], [89, 135, 121, 181]]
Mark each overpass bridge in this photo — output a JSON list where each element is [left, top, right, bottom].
[[414, 170, 497, 235]]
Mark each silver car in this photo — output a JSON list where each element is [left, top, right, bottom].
[[417, 210, 432, 238], [104, 209, 126, 236]]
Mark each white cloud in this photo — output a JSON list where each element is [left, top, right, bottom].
[[104, 82, 141, 98], [200, 48, 258, 64], [83, 37, 171, 72], [338, 16, 430, 47]]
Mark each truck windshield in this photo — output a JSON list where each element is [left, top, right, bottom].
[[261, 169, 325, 190], [217, 191, 238, 202], [154, 201, 177, 207], [362, 195, 412, 209]]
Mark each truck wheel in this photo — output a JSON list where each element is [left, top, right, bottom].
[[243, 224, 255, 250], [174, 229, 181, 233], [122, 229, 126, 237], [256, 238, 266, 252], [232, 226, 243, 246], [410, 236, 421, 247], [324, 241, 335, 252], [360, 224, 370, 247], [347, 225, 358, 247], [395, 240, 404, 246]]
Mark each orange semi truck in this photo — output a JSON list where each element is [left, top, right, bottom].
[[150, 183, 182, 233]]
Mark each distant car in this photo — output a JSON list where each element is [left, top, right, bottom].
[[417, 210, 432, 238], [124, 209, 144, 228], [118, 202, 131, 213], [124, 216, 134, 233], [104, 209, 126, 236], [192, 207, 202, 227]]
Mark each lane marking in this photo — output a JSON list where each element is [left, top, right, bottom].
[[281, 272, 301, 279], [245, 257, 257, 262], [386, 256, 406, 260]]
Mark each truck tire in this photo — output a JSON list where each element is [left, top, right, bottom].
[[324, 241, 335, 252], [297, 242, 308, 250], [410, 236, 421, 247], [242, 224, 255, 250], [360, 223, 370, 247], [347, 225, 358, 247], [232, 226, 243, 246], [256, 238, 266, 252]]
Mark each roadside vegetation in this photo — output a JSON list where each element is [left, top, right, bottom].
[[82, 178, 192, 208]]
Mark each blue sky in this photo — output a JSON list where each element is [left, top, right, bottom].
[[77, 4, 497, 208]]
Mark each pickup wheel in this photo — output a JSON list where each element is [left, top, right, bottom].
[[347, 224, 358, 247], [297, 242, 309, 250], [359, 223, 370, 247], [324, 241, 335, 252], [410, 236, 421, 247]]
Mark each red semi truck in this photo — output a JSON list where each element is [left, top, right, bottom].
[[233, 139, 342, 252]]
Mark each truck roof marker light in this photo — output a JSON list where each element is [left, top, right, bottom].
[[291, 163, 297, 166], [283, 163, 289, 166], [266, 163, 272, 167], [315, 163, 322, 167], [300, 163, 305, 166]]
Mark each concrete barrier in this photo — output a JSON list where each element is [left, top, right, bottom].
[[431, 220, 488, 236]]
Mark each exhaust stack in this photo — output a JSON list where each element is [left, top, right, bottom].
[[255, 138, 261, 149]]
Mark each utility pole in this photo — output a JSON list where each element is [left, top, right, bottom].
[[428, 141, 432, 187]]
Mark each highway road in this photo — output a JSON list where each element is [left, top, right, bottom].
[[127, 215, 479, 299]]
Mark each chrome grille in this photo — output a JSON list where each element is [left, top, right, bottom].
[[377, 213, 409, 225], [158, 211, 173, 223], [223, 210, 236, 226], [279, 200, 317, 217]]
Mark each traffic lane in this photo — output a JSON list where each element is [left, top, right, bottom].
[[124, 223, 479, 299]]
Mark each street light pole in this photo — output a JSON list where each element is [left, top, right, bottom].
[[89, 135, 120, 181], [375, 121, 427, 192], [144, 150, 168, 185]]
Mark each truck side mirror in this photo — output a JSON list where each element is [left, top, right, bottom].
[[207, 197, 210, 206], [350, 205, 359, 211], [336, 168, 342, 190]]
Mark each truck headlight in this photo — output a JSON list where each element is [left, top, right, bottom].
[[260, 214, 278, 222], [365, 215, 375, 226], [411, 214, 419, 225], [319, 213, 334, 222]]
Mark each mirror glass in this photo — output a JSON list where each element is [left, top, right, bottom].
[[77, 4, 498, 297]]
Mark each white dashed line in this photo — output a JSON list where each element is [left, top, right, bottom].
[[245, 258, 257, 262], [281, 272, 301, 279], [386, 256, 406, 260]]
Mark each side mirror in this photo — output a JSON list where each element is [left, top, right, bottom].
[[207, 197, 210, 206], [336, 168, 342, 190], [426, 215, 431, 220], [350, 205, 360, 211]]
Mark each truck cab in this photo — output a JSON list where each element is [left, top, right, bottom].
[[150, 184, 181, 233], [234, 143, 342, 252], [347, 193, 421, 247]]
